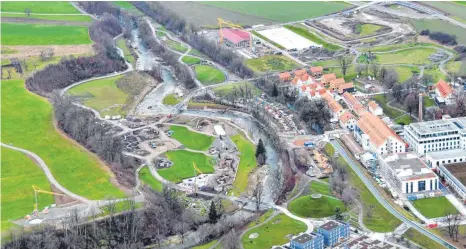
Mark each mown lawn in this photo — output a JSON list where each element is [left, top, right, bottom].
[[1, 1, 81, 13], [68, 75, 128, 116], [1, 147, 54, 232], [159, 150, 215, 183], [138, 167, 163, 192], [1, 13, 92, 22], [116, 38, 135, 65], [372, 47, 436, 65], [412, 196, 458, 218], [193, 240, 219, 249], [1, 23, 92, 45], [182, 55, 201, 65], [1, 79, 125, 200], [169, 125, 215, 151], [288, 195, 346, 218], [284, 25, 341, 51], [392, 66, 419, 82], [394, 114, 413, 125], [309, 181, 331, 196], [202, 1, 350, 23], [242, 213, 306, 249], [213, 81, 262, 97], [246, 55, 299, 73], [372, 94, 404, 119], [230, 134, 257, 196], [113, 1, 134, 9], [404, 228, 445, 249], [247, 209, 275, 228], [424, 96, 436, 108], [194, 65, 226, 85], [162, 94, 181, 105]]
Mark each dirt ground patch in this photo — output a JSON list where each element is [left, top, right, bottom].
[[157, 1, 276, 27], [1, 17, 92, 26], [2, 44, 94, 59]]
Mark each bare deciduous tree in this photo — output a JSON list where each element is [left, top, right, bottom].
[[370, 61, 380, 79], [252, 179, 264, 211], [338, 55, 352, 77], [222, 229, 239, 249], [24, 8, 31, 17]]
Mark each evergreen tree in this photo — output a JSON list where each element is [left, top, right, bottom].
[[272, 84, 279, 97], [335, 207, 343, 221], [208, 201, 218, 224], [255, 139, 266, 158]]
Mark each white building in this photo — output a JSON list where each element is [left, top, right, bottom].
[[438, 162, 466, 200], [368, 101, 383, 116], [425, 149, 466, 169], [354, 112, 406, 155], [404, 117, 466, 156], [339, 110, 357, 131], [435, 79, 455, 106], [380, 153, 439, 194]]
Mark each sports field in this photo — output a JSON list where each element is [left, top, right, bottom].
[[159, 150, 215, 183], [230, 134, 257, 196], [194, 65, 226, 85], [68, 75, 128, 116], [1, 147, 54, 231], [1, 23, 92, 45], [284, 25, 341, 51], [202, 2, 350, 23], [1, 1, 80, 13], [258, 27, 320, 50], [288, 195, 346, 218], [1, 13, 92, 22], [246, 55, 299, 73], [1, 79, 125, 200], [169, 125, 215, 151]]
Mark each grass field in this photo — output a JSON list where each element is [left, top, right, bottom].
[[246, 55, 299, 73], [1, 79, 125, 200], [1, 13, 92, 22], [311, 58, 340, 67], [242, 213, 306, 249], [446, 61, 462, 74], [116, 38, 135, 66], [138, 167, 163, 192], [372, 47, 436, 65], [1, 23, 92, 45], [355, 23, 383, 37], [412, 196, 458, 218], [309, 181, 331, 196], [1, 1, 80, 13], [1, 147, 54, 231], [68, 75, 128, 117], [193, 240, 219, 249], [113, 1, 134, 9], [404, 228, 445, 249], [194, 65, 226, 85], [162, 94, 181, 105], [165, 39, 188, 53], [392, 66, 419, 82], [213, 81, 262, 97], [410, 19, 466, 45], [230, 134, 257, 196], [182, 56, 201, 65], [159, 150, 215, 183], [425, 1, 466, 20], [202, 2, 350, 23], [247, 210, 275, 228], [394, 114, 413, 125], [423, 96, 436, 108], [284, 25, 342, 51], [424, 66, 446, 83], [169, 125, 215, 151], [288, 195, 346, 218], [372, 94, 404, 119]]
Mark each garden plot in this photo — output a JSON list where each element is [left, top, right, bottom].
[[257, 27, 321, 51]]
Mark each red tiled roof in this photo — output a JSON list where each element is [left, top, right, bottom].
[[220, 28, 250, 44], [317, 88, 327, 95], [300, 73, 310, 81], [357, 112, 403, 147], [294, 69, 307, 77], [338, 82, 353, 93], [322, 73, 337, 82], [342, 92, 362, 109], [322, 93, 343, 113], [339, 110, 355, 124], [309, 89, 316, 96], [310, 66, 323, 73], [292, 77, 299, 85], [279, 72, 291, 81], [301, 85, 307, 91], [368, 101, 380, 111], [436, 79, 453, 98]]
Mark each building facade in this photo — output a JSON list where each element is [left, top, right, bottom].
[[438, 162, 466, 200], [290, 233, 324, 249], [317, 221, 350, 247], [380, 153, 439, 194], [425, 149, 466, 169]]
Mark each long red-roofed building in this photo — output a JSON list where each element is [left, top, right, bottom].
[[435, 79, 455, 105], [220, 28, 250, 48]]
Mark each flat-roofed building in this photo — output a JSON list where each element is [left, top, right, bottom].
[[341, 235, 409, 249], [404, 117, 466, 156], [438, 162, 466, 200], [380, 153, 439, 194], [354, 112, 406, 155], [290, 233, 324, 249], [317, 220, 350, 247], [425, 149, 466, 169]]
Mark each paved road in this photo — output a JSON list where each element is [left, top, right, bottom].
[[331, 140, 457, 249]]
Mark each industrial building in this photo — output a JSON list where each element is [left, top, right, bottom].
[[404, 117, 466, 156], [290, 233, 324, 249], [354, 112, 406, 155], [438, 162, 466, 200], [219, 28, 251, 48], [379, 153, 439, 194]]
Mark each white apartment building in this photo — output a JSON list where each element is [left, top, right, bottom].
[[404, 117, 466, 156], [425, 149, 466, 169], [380, 153, 439, 194]]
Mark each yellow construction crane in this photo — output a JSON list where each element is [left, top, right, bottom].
[[217, 17, 253, 48], [193, 163, 203, 193], [32, 185, 66, 213]]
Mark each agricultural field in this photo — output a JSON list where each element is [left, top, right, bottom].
[[116, 38, 135, 66], [1, 147, 54, 232], [1, 1, 81, 13], [424, 1, 466, 20], [138, 167, 163, 192], [288, 195, 346, 218], [1, 79, 125, 200], [372, 47, 437, 65], [162, 94, 181, 105], [194, 65, 226, 85], [284, 25, 342, 51], [230, 134, 257, 196], [1, 13, 92, 22], [202, 1, 350, 23], [241, 213, 306, 249], [410, 19, 466, 45], [159, 150, 215, 183], [212, 81, 262, 98], [246, 55, 299, 73], [412, 196, 458, 218], [355, 23, 383, 37], [181, 56, 201, 65], [169, 125, 215, 151], [68, 75, 128, 117], [1, 23, 92, 45]]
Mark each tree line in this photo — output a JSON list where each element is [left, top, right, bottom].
[[420, 29, 457, 46], [26, 14, 127, 96], [132, 1, 254, 78]]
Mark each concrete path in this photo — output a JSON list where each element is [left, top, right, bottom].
[[445, 194, 466, 216]]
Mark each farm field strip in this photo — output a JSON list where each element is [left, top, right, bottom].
[[1, 1, 82, 13], [1, 13, 92, 22]]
